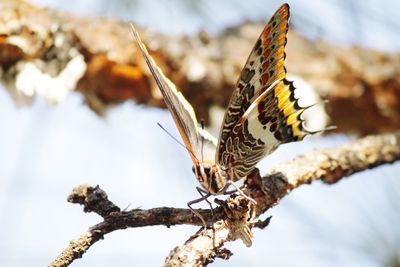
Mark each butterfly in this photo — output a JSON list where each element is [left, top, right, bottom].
[[131, 4, 318, 206]]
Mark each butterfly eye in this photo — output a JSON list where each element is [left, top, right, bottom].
[[191, 165, 195, 174]]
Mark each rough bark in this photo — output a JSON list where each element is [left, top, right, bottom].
[[1, 0, 400, 132], [49, 131, 400, 267]]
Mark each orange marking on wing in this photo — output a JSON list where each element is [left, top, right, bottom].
[[277, 34, 286, 44], [263, 49, 271, 59], [275, 71, 286, 81], [261, 73, 269, 84], [263, 37, 271, 47], [275, 47, 285, 59], [278, 21, 288, 31], [278, 12, 289, 21], [239, 113, 248, 124], [270, 69, 285, 83], [275, 60, 284, 69], [262, 26, 272, 39], [254, 94, 265, 104], [174, 120, 199, 164], [262, 61, 269, 71], [199, 159, 214, 165], [278, 5, 289, 15]]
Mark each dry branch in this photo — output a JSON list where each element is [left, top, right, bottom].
[[49, 131, 400, 267], [1, 0, 400, 132]]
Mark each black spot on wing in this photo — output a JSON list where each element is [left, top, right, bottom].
[[255, 39, 262, 51], [240, 68, 255, 83], [274, 130, 283, 141], [269, 122, 277, 132]]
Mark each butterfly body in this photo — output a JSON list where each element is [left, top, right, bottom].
[[131, 3, 318, 198], [193, 161, 226, 195]]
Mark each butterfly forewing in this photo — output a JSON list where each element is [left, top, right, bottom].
[[216, 4, 313, 181], [131, 25, 216, 164], [216, 4, 290, 169]]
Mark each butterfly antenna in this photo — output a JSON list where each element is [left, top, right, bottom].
[[157, 122, 199, 162]]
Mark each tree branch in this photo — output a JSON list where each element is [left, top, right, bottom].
[[49, 131, 400, 267]]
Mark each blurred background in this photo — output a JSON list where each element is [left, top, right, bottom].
[[0, 0, 399, 266]]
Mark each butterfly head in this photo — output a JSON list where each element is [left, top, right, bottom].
[[192, 161, 227, 195]]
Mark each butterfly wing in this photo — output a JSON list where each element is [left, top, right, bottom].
[[198, 127, 218, 162], [131, 25, 216, 164], [216, 4, 312, 180]]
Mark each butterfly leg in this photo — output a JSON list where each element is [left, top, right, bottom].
[[224, 176, 246, 194], [196, 186, 214, 216], [226, 180, 257, 205], [224, 185, 245, 195], [224, 180, 252, 197], [187, 189, 211, 228]]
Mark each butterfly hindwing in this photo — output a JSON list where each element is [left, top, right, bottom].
[[218, 79, 312, 179]]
